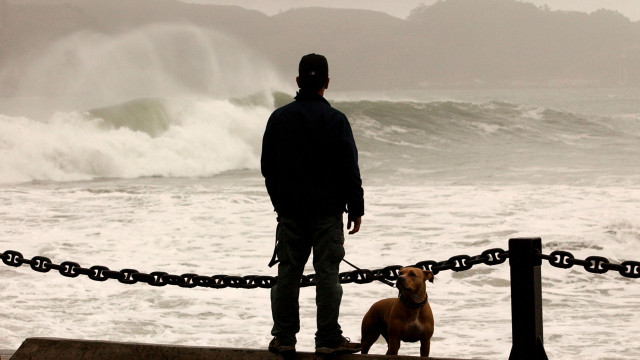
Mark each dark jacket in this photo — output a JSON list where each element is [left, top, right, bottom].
[[261, 89, 364, 219]]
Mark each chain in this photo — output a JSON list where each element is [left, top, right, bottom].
[[0, 248, 509, 289], [412, 248, 509, 274], [539, 250, 640, 278], [3, 247, 637, 291]]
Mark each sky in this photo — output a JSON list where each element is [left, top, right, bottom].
[[179, 0, 640, 21]]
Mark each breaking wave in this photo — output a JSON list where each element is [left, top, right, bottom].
[[2, 94, 639, 185]]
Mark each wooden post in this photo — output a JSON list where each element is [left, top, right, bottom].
[[508, 238, 548, 360]]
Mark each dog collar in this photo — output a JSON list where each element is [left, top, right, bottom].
[[398, 292, 428, 309]]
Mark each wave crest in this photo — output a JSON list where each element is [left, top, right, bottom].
[[0, 96, 272, 184]]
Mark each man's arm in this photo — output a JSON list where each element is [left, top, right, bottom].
[[339, 116, 365, 223], [336, 115, 364, 235], [261, 114, 279, 211]]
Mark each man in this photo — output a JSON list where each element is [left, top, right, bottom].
[[261, 53, 364, 356]]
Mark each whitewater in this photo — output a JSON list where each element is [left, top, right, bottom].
[[1, 24, 640, 359]]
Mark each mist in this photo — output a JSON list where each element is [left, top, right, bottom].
[[1, 24, 285, 111], [1, 0, 639, 98]]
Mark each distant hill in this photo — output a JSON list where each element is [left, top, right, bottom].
[[405, 0, 640, 87], [1, 0, 639, 92]]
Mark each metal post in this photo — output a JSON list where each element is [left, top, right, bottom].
[[508, 238, 548, 360]]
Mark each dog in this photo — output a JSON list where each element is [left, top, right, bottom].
[[360, 267, 434, 357]]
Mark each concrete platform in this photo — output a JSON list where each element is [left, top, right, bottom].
[[9, 338, 471, 360], [0, 349, 14, 360]]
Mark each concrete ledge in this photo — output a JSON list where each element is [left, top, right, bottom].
[[0, 349, 14, 360], [11, 338, 469, 360]]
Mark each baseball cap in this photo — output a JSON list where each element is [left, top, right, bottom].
[[298, 53, 328, 90]]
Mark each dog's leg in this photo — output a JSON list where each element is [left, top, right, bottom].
[[360, 331, 379, 354], [385, 333, 401, 356], [419, 338, 431, 357], [360, 318, 381, 354]]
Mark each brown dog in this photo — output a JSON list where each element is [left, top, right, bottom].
[[360, 267, 434, 357]]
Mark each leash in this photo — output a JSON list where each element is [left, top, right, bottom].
[[342, 258, 395, 287]]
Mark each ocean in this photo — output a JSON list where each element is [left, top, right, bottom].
[[1, 25, 640, 359]]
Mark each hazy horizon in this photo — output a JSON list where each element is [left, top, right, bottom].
[[179, 0, 640, 22], [2, 0, 640, 94]]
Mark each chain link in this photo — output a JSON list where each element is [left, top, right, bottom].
[[0, 248, 510, 289], [411, 248, 508, 275], [2, 246, 636, 291], [540, 250, 640, 278]]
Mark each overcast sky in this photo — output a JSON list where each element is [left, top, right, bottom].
[[179, 0, 640, 22]]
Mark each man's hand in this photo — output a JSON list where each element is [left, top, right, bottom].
[[347, 216, 361, 235]]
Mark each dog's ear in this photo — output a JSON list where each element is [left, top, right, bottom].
[[423, 270, 434, 283]]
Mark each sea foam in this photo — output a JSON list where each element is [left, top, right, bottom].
[[0, 97, 272, 184]]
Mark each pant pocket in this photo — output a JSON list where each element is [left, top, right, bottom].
[[324, 216, 345, 263]]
